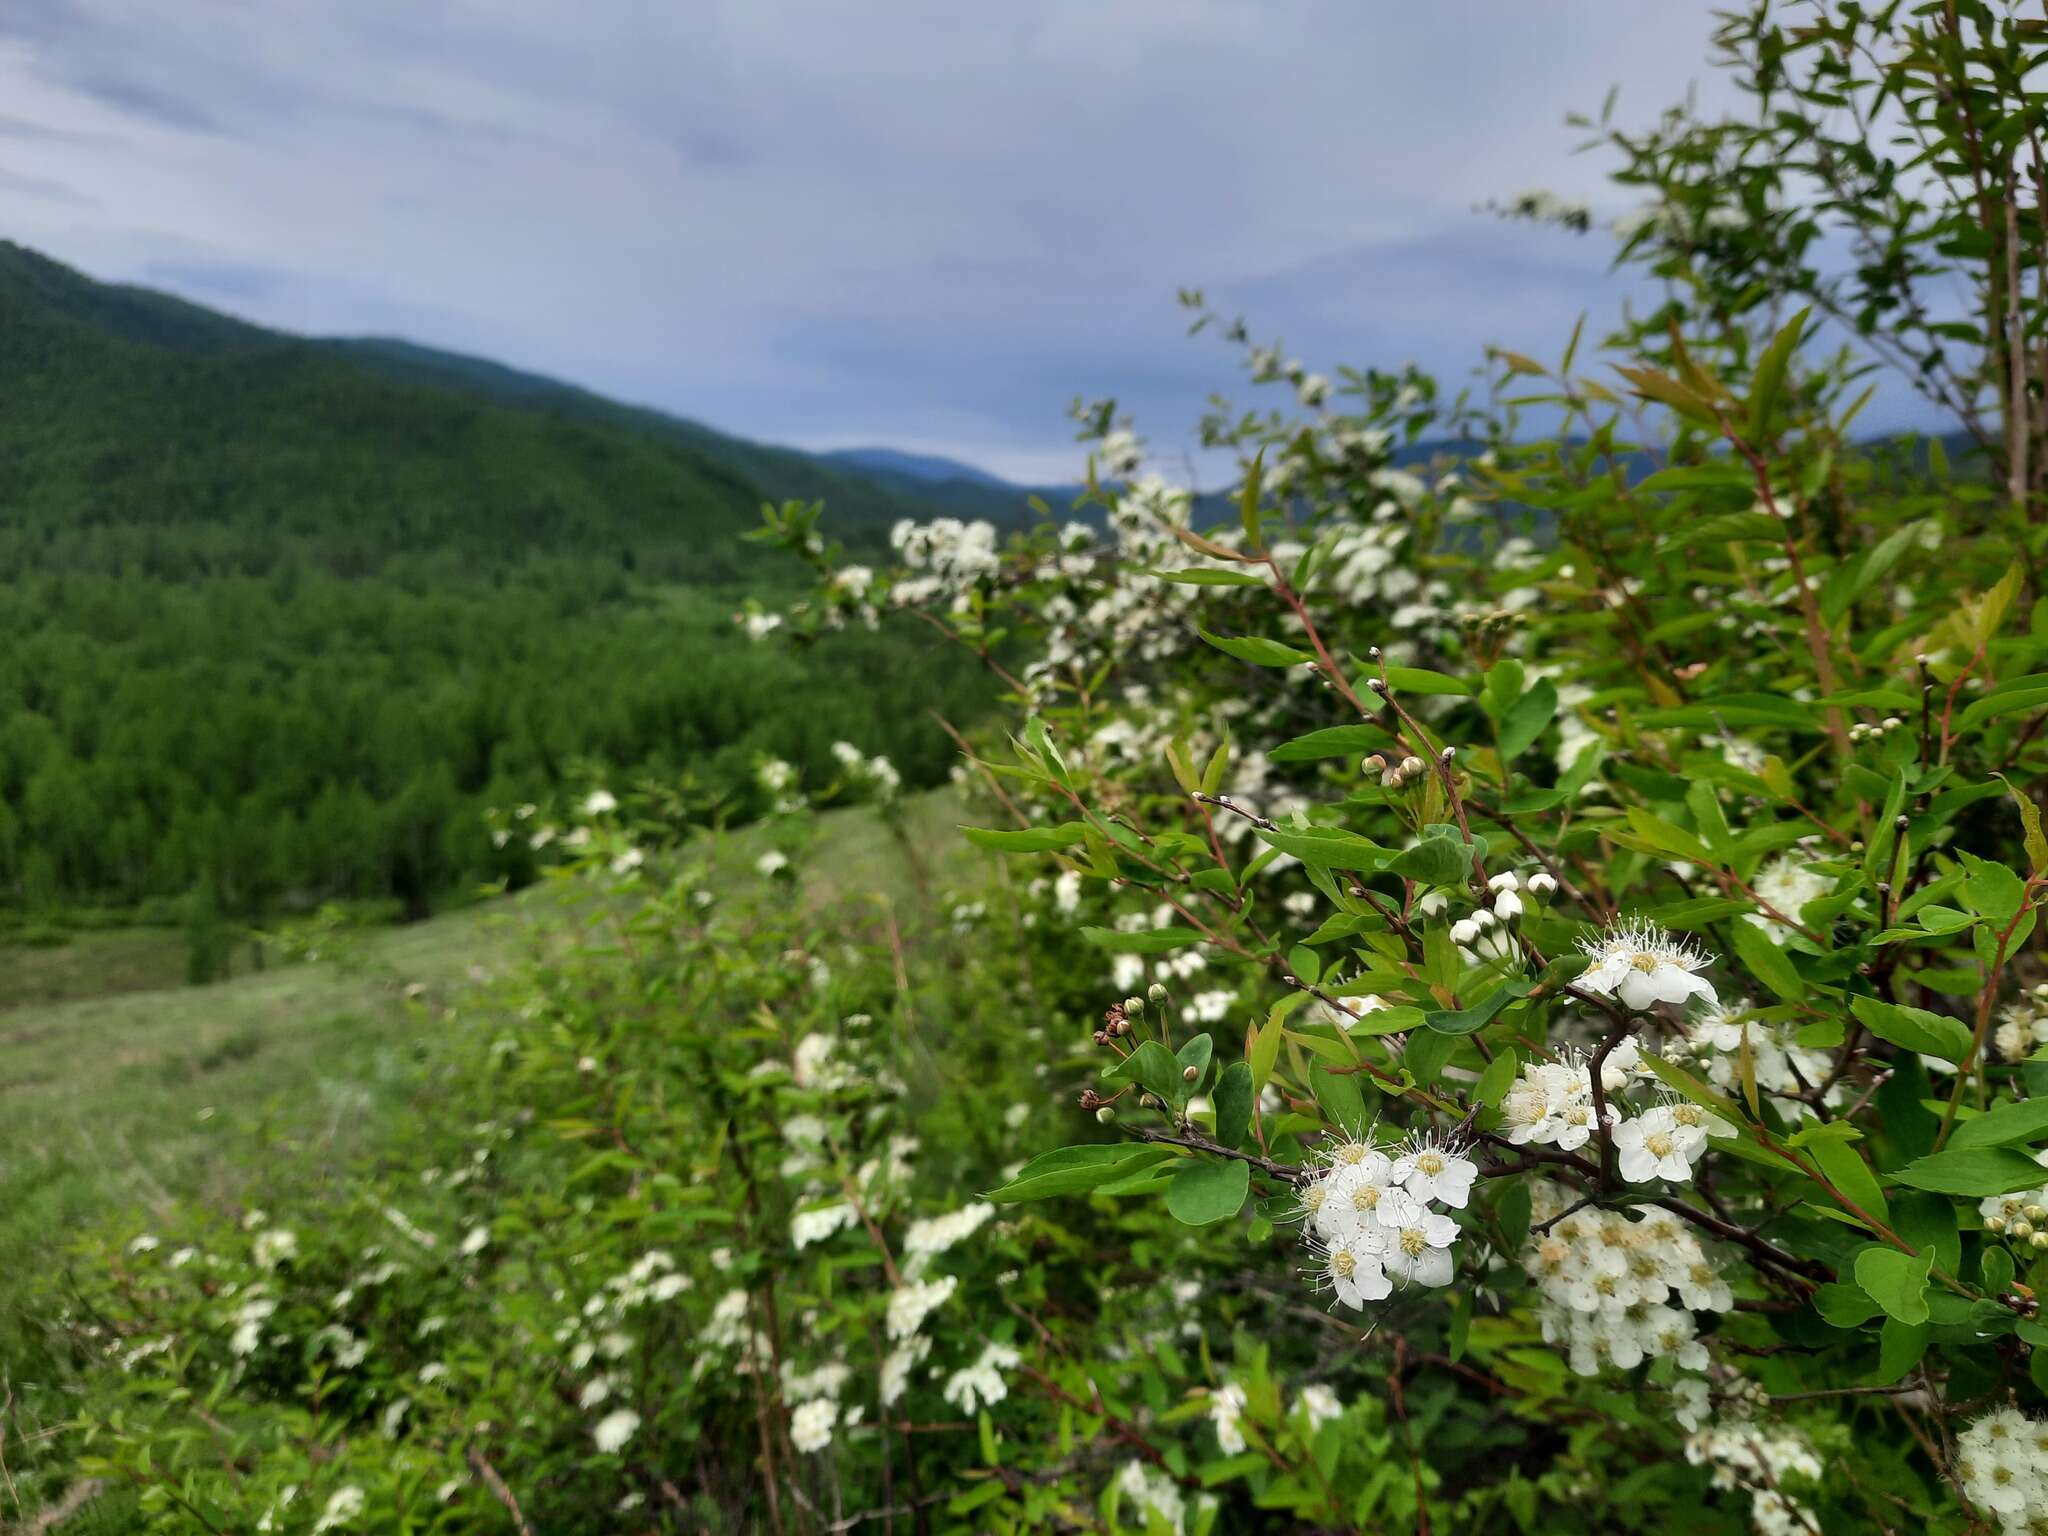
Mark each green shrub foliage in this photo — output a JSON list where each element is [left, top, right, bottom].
[[29, 3, 2048, 1532]]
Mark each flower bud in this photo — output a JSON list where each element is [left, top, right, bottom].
[[1124, 995, 1146, 1016], [1450, 919, 1480, 945], [2027, 1204, 2046, 1223], [1988, 1214, 2009, 1233], [1488, 871, 1520, 893], [1182, 1064, 1199, 1083], [1528, 871, 1558, 897], [1147, 983, 1169, 1005], [1096, 1106, 1116, 1125], [2033, 1231, 2048, 1251], [1474, 908, 1498, 929], [1360, 754, 1388, 776], [1399, 755, 1425, 779], [2014, 1219, 2036, 1240], [1494, 890, 1524, 922]]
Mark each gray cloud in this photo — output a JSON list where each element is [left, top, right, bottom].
[[0, 0, 1923, 482]]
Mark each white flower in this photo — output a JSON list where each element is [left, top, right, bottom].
[[582, 789, 618, 817], [942, 1342, 1021, 1412], [880, 1335, 931, 1405], [756, 849, 791, 879], [1613, 1105, 1703, 1184], [1208, 1382, 1248, 1453], [458, 1225, 489, 1256], [1528, 871, 1558, 897], [253, 1228, 298, 1271], [1298, 1384, 1344, 1431], [311, 1487, 365, 1534], [901, 1204, 995, 1273], [1390, 1134, 1477, 1208], [791, 1203, 857, 1249], [886, 1275, 958, 1339], [1321, 1232, 1393, 1308], [790, 1398, 837, 1454], [1745, 857, 1828, 942], [1577, 918, 1717, 1010], [1382, 1212, 1460, 1287], [592, 1408, 641, 1453]]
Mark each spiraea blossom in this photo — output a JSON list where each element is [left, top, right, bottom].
[[1300, 1133, 1475, 1309], [1576, 918, 1718, 1011], [1522, 1184, 1731, 1377], [1957, 1407, 2048, 1533]]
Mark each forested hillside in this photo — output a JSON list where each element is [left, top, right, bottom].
[[0, 244, 994, 919]]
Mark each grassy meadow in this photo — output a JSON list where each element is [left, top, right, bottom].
[[0, 791, 973, 1377]]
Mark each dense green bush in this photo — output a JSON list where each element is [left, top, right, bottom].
[[24, 3, 2048, 1532]]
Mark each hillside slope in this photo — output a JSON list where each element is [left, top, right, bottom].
[[0, 244, 994, 918]]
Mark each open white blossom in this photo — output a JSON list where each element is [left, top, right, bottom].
[[886, 1275, 958, 1340], [311, 1486, 365, 1534], [790, 1398, 838, 1454], [790, 1202, 857, 1249], [1577, 918, 1717, 1010], [901, 1203, 994, 1276], [1209, 1382, 1247, 1453], [1297, 1384, 1344, 1432], [592, 1408, 641, 1454], [1958, 1407, 2048, 1534], [942, 1342, 1021, 1412]]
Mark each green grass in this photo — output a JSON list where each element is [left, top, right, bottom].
[[0, 793, 975, 1379]]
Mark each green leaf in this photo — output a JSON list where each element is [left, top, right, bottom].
[[1728, 920, 1805, 1001], [1213, 1062, 1254, 1149], [987, 1144, 1175, 1202], [1268, 724, 1399, 762], [1143, 567, 1267, 587], [1890, 1145, 2048, 1196], [1496, 681, 1559, 763], [1849, 996, 1972, 1064], [960, 822, 1090, 853], [1423, 978, 1532, 1036], [1874, 1317, 1930, 1385], [1081, 926, 1205, 954], [1950, 1098, 2048, 1151], [1310, 1063, 1368, 1138], [1165, 1158, 1250, 1225], [1808, 1135, 1889, 1227], [1239, 448, 1266, 550], [1104, 1040, 1193, 1109], [1252, 826, 1387, 872], [1853, 1247, 1931, 1326], [1813, 1281, 1883, 1328], [1380, 665, 1471, 696], [1472, 1047, 1520, 1108], [1995, 774, 2048, 877], [1747, 309, 1807, 438], [1388, 833, 1480, 888], [1198, 629, 1313, 668]]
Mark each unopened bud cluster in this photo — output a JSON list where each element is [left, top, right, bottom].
[[1847, 716, 1907, 745], [1364, 753, 1430, 790]]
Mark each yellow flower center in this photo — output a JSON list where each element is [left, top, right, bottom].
[[1415, 1152, 1444, 1176], [1647, 1133, 1674, 1158], [1303, 1186, 1325, 1211], [1673, 1104, 1702, 1126], [1337, 1143, 1369, 1165], [1400, 1227, 1427, 1257], [1630, 952, 1661, 973], [1353, 1186, 1381, 1211], [1332, 1250, 1356, 1278]]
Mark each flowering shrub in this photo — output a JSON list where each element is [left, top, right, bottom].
[[23, 4, 2048, 1532]]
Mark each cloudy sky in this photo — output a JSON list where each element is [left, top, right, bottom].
[[1, 1, 1771, 482]]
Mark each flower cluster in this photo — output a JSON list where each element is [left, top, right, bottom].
[[1959, 1408, 2048, 1533], [1521, 1184, 1732, 1377], [1301, 1132, 1476, 1307], [1500, 1037, 1730, 1185], [1576, 918, 1718, 1011], [1683, 1414, 1823, 1536]]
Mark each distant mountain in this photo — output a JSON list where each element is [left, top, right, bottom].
[[818, 447, 1011, 487], [0, 240, 1049, 570]]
